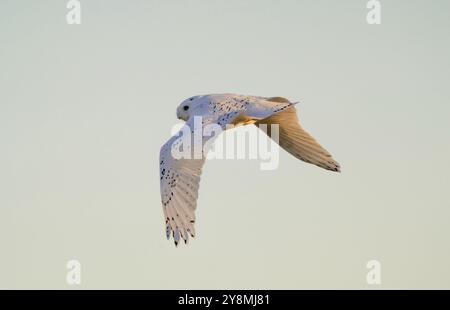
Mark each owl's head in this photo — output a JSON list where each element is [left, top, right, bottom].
[[176, 95, 203, 121]]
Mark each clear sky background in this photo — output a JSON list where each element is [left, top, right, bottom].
[[1, 0, 449, 289]]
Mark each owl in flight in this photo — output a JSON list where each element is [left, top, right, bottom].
[[159, 94, 340, 246]]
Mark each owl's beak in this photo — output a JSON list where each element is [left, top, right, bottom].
[[176, 109, 188, 121]]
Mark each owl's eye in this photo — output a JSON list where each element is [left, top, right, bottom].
[[183, 106, 189, 111]]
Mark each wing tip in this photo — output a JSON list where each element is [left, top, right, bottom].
[[324, 161, 341, 173], [165, 222, 196, 247]]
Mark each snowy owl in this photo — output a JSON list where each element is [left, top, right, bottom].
[[159, 94, 340, 246]]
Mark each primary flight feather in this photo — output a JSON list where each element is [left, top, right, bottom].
[[159, 94, 340, 246]]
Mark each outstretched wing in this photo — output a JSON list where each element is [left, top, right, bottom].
[[159, 118, 207, 246], [256, 98, 340, 172], [160, 112, 238, 246]]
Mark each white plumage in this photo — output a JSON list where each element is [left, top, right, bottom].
[[159, 94, 340, 246]]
